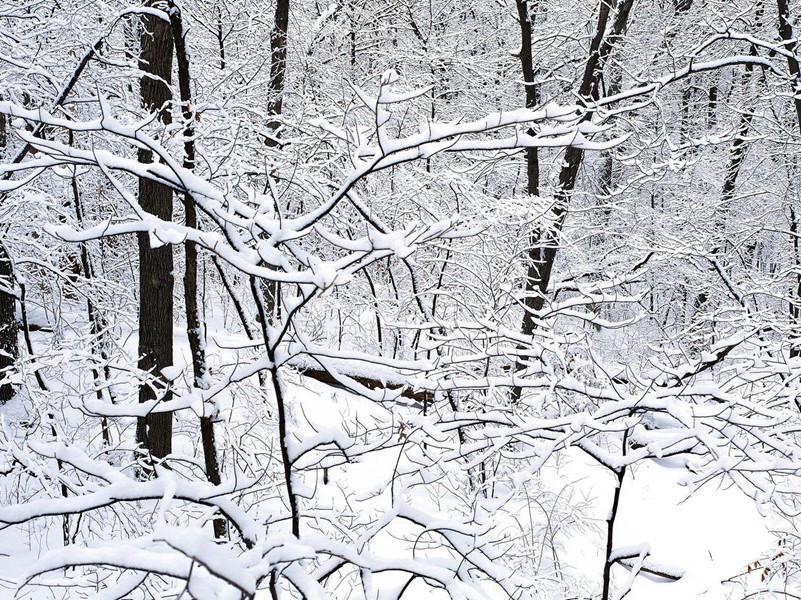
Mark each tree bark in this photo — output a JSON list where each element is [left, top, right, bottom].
[[0, 242, 17, 403], [260, 0, 291, 325], [515, 0, 541, 337], [168, 1, 226, 537], [512, 0, 541, 400], [266, 0, 290, 146], [514, 0, 633, 400], [136, 5, 175, 461], [776, 0, 801, 357], [70, 152, 112, 444], [519, 0, 633, 319], [0, 99, 16, 404]]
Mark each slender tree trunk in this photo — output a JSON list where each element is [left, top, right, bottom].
[[774, 0, 801, 357], [0, 242, 16, 403], [168, 2, 226, 537], [516, 0, 541, 335], [70, 156, 112, 445], [512, 0, 541, 400], [136, 4, 175, 462], [0, 106, 16, 404], [260, 0, 291, 325], [514, 0, 633, 400], [519, 0, 633, 316], [216, 6, 226, 70], [602, 431, 628, 600], [266, 0, 290, 146], [777, 0, 801, 128]]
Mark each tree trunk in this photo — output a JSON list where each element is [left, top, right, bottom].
[[136, 5, 175, 461], [775, 0, 801, 357], [266, 0, 290, 146], [512, 0, 541, 400], [514, 0, 633, 402], [519, 0, 633, 319], [70, 148, 112, 444], [260, 0, 291, 326], [0, 242, 16, 403], [0, 99, 16, 404], [168, 1, 226, 537], [515, 0, 541, 336]]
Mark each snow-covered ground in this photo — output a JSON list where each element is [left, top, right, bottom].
[[0, 320, 780, 599]]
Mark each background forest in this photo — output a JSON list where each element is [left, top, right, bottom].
[[0, 0, 800, 598]]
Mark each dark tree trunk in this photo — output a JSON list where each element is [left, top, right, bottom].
[[674, 0, 693, 12], [515, 0, 541, 338], [0, 97, 15, 404], [216, 6, 226, 70], [775, 0, 801, 357], [168, 2, 226, 537], [512, 0, 542, 400], [778, 0, 801, 131], [707, 86, 718, 126], [260, 0, 291, 325], [136, 5, 175, 461], [519, 0, 634, 319], [791, 205, 801, 359], [70, 144, 112, 444], [266, 0, 290, 145], [0, 242, 17, 403]]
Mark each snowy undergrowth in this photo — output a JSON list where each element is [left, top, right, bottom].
[[0, 317, 780, 599]]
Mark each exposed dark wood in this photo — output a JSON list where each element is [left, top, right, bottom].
[[266, 0, 290, 146], [514, 0, 633, 402], [0, 242, 16, 403], [0, 92, 14, 404], [216, 6, 226, 70], [259, 0, 291, 325], [513, 0, 541, 401], [168, 1, 225, 537], [292, 364, 425, 406], [777, 0, 801, 358], [520, 0, 634, 318], [69, 146, 112, 445], [674, 0, 693, 12], [136, 5, 175, 461], [515, 0, 541, 337], [778, 0, 801, 126], [249, 275, 301, 539], [602, 431, 628, 600]]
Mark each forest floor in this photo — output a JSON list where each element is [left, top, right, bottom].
[[0, 318, 779, 599]]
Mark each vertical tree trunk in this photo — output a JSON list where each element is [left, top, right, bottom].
[[70, 155, 112, 444], [602, 431, 629, 600], [0, 242, 17, 403], [168, 1, 226, 537], [512, 0, 541, 400], [519, 0, 633, 317], [0, 102, 16, 404], [216, 5, 226, 70], [790, 205, 801, 358], [515, 0, 541, 335], [778, 0, 801, 132], [514, 0, 633, 400], [775, 0, 801, 357], [266, 0, 290, 146], [261, 0, 291, 326], [136, 5, 174, 461]]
